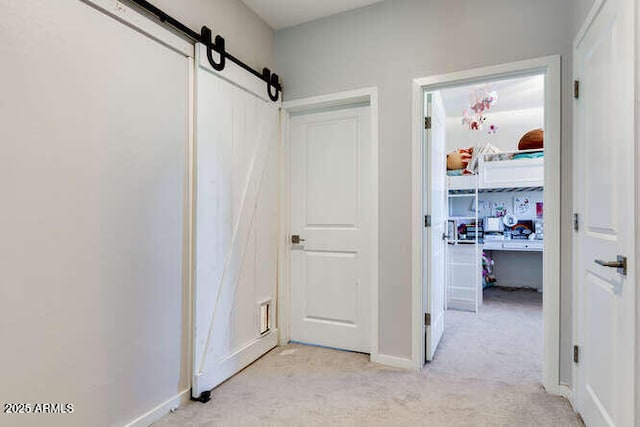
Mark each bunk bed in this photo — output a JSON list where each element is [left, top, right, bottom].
[[448, 149, 544, 191], [478, 149, 544, 189]]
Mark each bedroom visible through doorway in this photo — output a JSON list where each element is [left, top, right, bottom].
[[427, 74, 545, 377], [413, 57, 562, 395]]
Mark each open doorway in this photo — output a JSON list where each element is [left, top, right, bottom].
[[433, 73, 545, 375], [412, 56, 564, 396]]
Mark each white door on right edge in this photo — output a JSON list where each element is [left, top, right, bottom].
[[573, 0, 635, 425]]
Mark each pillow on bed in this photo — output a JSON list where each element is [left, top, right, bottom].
[[518, 128, 544, 150]]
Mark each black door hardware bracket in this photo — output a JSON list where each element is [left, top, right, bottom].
[[128, 0, 282, 101]]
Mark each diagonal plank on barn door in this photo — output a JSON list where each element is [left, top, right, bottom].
[[198, 109, 277, 367]]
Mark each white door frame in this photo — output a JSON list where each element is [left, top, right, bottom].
[[279, 87, 380, 361], [411, 55, 566, 397]]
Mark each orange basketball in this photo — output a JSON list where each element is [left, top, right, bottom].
[[518, 128, 544, 150]]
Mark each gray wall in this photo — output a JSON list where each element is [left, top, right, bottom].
[[150, 0, 275, 69], [0, 0, 274, 426], [275, 0, 577, 382], [573, 0, 596, 35]]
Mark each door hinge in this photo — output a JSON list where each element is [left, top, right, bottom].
[[425, 215, 431, 227], [424, 313, 431, 326], [573, 345, 580, 363], [425, 116, 432, 129], [574, 213, 579, 232], [574, 80, 580, 99]]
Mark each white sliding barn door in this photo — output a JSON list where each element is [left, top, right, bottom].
[[193, 44, 280, 397], [573, 0, 636, 424], [289, 106, 373, 353], [424, 92, 447, 362]]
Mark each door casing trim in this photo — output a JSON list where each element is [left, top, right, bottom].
[[411, 55, 565, 397], [279, 87, 381, 363], [636, 0, 639, 420]]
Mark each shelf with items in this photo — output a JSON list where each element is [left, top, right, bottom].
[[448, 191, 477, 219], [447, 218, 484, 244], [477, 187, 544, 243], [451, 220, 484, 243]]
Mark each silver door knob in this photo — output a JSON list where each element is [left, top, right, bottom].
[[594, 255, 627, 275]]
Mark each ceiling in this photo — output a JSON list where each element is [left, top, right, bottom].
[[241, 0, 385, 30], [439, 74, 545, 118]]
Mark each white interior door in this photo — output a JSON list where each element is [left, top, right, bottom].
[[290, 105, 373, 353], [193, 44, 280, 398], [424, 92, 447, 361], [574, 0, 635, 424]]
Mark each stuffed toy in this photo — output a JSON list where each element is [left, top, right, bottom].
[[446, 147, 473, 170], [518, 128, 544, 150], [482, 252, 496, 287]]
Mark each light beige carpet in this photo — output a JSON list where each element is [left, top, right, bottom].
[[156, 288, 582, 426]]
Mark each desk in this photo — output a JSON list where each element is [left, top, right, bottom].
[[482, 241, 543, 288], [482, 240, 543, 252]]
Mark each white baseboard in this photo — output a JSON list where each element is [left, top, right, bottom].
[[124, 388, 191, 427], [545, 383, 574, 406], [447, 299, 477, 312], [494, 282, 542, 290], [371, 353, 415, 370]]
